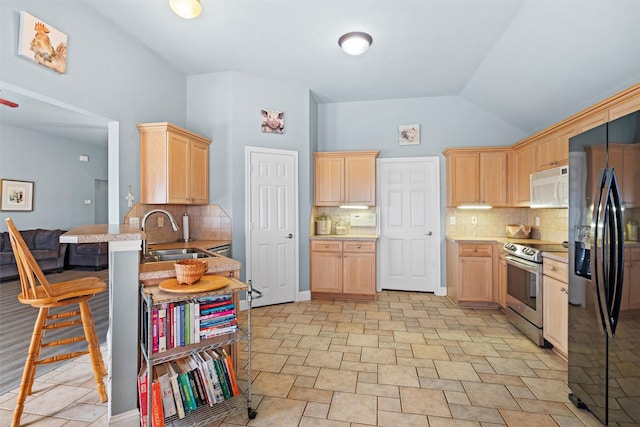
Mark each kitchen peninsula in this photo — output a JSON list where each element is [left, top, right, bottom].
[[60, 224, 243, 424]]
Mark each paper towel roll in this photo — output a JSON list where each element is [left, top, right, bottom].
[[182, 213, 190, 241]]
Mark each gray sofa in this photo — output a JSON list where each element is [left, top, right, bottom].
[[67, 242, 109, 270], [0, 229, 68, 281]]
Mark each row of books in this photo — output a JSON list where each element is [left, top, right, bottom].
[[138, 348, 241, 426], [150, 294, 238, 354]]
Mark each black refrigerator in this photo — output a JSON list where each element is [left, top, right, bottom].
[[568, 110, 640, 425]]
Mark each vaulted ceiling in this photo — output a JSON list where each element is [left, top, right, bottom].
[[86, 0, 640, 134]]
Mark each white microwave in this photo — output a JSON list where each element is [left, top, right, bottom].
[[530, 165, 569, 208]]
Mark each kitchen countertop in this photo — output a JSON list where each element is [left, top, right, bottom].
[[446, 236, 561, 245], [542, 251, 569, 262], [310, 234, 378, 241], [140, 239, 240, 283], [60, 223, 142, 243]]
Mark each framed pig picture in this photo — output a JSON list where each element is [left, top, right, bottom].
[[399, 124, 420, 145], [261, 109, 285, 134], [18, 11, 68, 74]]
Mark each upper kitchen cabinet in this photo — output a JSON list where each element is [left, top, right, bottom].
[[314, 151, 380, 207], [512, 142, 536, 207], [138, 122, 211, 204], [444, 148, 509, 208], [535, 124, 577, 171]]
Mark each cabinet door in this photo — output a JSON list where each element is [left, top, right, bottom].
[[498, 253, 507, 308], [535, 134, 557, 171], [577, 109, 609, 133], [513, 144, 536, 206], [314, 156, 344, 206], [479, 151, 508, 206], [343, 252, 376, 295], [189, 139, 209, 204], [553, 124, 577, 167], [447, 152, 479, 206], [167, 131, 191, 203], [458, 256, 492, 302], [608, 94, 640, 120], [311, 251, 343, 293], [543, 275, 568, 357], [344, 155, 376, 205]]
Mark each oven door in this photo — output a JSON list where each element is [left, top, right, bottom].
[[505, 255, 542, 327]]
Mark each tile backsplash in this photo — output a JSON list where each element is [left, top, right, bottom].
[[310, 206, 378, 235], [446, 207, 569, 243]]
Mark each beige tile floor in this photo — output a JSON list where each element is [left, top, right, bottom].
[[0, 291, 604, 426]]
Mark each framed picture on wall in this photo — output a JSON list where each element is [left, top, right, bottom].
[[399, 124, 420, 145], [18, 11, 68, 74], [1, 179, 34, 211]]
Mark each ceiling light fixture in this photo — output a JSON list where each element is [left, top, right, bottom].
[[169, 0, 201, 19], [338, 32, 373, 56]]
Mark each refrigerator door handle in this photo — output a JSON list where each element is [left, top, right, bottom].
[[592, 168, 624, 338]]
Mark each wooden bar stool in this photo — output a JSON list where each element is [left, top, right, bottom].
[[5, 218, 108, 427]]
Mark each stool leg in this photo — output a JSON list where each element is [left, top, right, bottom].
[[79, 300, 107, 402], [12, 307, 48, 427]]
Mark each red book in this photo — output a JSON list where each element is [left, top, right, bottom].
[[151, 379, 165, 427], [138, 364, 149, 427]]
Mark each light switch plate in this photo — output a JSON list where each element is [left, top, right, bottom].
[[350, 212, 376, 227]]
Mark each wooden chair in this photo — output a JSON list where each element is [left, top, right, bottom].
[[5, 218, 108, 427]]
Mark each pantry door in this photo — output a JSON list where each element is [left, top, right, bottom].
[[245, 147, 298, 307], [378, 157, 440, 292]]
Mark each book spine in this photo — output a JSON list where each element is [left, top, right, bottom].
[[167, 363, 185, 419], [138, 369, 149, 427], [184, 303, 190, 346], [158, 306, 167, 353], [152, 309, 159, 354], [151, 380, 164, 427], [178, 372, 196, 412], [223, 350, 240, 396], [212, 357, 231, 399], [179, 304, 185, 347], [192, 301, 200, 344]]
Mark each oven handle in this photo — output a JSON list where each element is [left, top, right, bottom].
[[505, 255, 540, 274]]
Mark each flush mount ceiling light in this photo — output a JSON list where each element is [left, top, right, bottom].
[[169, 0, 201, 19], [338, 32, 373, 56]]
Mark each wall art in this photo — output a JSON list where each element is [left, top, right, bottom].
[[261, 109, 285, 134], [399, 124, 420, 145], [18, 11, 68, 74], [1, 179, 34, 211]]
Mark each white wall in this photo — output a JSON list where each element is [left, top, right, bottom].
[[187, 71, 313, 289], [318, 95, 527, 288], [0, 0, 187, 222], [0, 124, 108, 230]]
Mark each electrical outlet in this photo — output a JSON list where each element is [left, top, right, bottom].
[[535, 217, 540, 226], [158, 216, 164, 227], [471, 216, 478, 225], [449, 216, 456, 225]]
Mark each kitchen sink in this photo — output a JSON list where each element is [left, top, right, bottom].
[[141, 248, 218, 263]]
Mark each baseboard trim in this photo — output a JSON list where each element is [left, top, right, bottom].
[[108, 409, 140, 426], [435, 286, 447, 297], [297, 290, 311, 301]]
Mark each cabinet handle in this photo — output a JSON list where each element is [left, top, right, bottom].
[[550, 266, 556, 271], [561, 287, 568, 294], [357, 245, 362, 249], [459, 259, 463, 262], [473, 248, 477, 252]]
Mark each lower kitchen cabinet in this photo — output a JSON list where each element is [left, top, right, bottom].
[[496, 248, 507, 309], [446, 241, 494, 307], [310, 239, 376, 300], [543, 256, 568, 359]]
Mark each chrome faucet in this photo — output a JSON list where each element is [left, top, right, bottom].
[[141, 209, 180, 256]]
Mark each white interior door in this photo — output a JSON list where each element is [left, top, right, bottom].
[[245, 147, 298, 307], [378, 157, 440, 292]]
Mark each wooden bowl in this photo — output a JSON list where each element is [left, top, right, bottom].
[[174, 259, 207, 284], [506, 224, 532, 239]]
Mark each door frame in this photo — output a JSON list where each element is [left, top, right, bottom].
[[244, 146, 300, 306], [377, 156, 444, 295]]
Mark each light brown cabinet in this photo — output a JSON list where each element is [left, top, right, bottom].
[[496, 248, 507, 309], [512, 143, 536, 207], [314, 151, 379, 207], [542, 257, 568, 359], [535, 124, 576, 171], [444, 148, 508, 207], [310, 239, 376, 299], [138, 122, 211, 204], [446, 241, 494, 306]]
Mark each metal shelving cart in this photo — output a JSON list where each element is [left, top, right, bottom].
[[139, 277, 257, 426]]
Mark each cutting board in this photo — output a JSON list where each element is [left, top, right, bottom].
[[159, 275, 230, 293]]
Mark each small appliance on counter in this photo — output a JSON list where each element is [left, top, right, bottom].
[[316, 214, 331, 235], [335, 219, 348, 235]]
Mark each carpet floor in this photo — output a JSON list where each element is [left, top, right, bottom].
[[0, 268, 109, 395]]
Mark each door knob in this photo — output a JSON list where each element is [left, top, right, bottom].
[[286, 233, 293, 239], [425, 231, 433, 236]]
